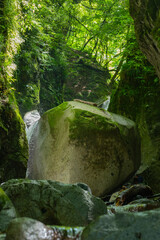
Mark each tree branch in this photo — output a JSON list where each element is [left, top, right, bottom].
[[108, 54, 125, 88], [105, 52, 122, 66], [81, 4, 101, 10], [81, 36, 95, 50], [56, 0, 92, 33]]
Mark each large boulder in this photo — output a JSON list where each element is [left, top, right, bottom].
[[27, 101, 140, 196], [81, 209, 160, 240], [129, 0, 160, 80], [1, 179, 107, 226]]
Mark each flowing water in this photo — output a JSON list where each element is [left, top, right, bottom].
[[23, 110, 41, 142], [23, 110, 41, 177], [102, 96, 110, 110]]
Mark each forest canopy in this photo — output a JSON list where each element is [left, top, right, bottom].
[[1, 0, 156, 114], [21, 0, 133, 75]]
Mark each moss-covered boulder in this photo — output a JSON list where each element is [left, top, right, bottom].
[[1, 179, 107, 227], [0, 95, 28, 183], [129, 0, 160, 79], [0, 187, 17, 232], [27, 101, 140, 196]]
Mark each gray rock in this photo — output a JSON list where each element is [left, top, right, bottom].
[[27, 101, 140, 196], [81, 209, 160, 240], [1, 179, 107, 226], [0, 188, 17, 232], [5, 217, 54, 240]]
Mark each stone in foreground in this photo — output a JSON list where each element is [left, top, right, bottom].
[[5, 217, 54, 240], [81, 209, 160, 240], [27, 101, 140, 196], [1, 179, 107, 226]]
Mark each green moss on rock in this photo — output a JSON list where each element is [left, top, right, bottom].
[[27, 101, 140, 196], [0, 94, 28, 183], [110, 46, 160, 192]]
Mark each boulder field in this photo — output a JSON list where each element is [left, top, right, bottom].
[[27, 101, 140, 196]]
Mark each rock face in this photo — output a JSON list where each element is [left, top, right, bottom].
[[0, 188, 17, 232], [0, 96, 28, 183], [109, 40, 160, 193], [129, 0, 160, 79], [1, 179, 107, 226], [81, 209, 160, 240], [27, 101, 140, 196], [129, 1, 160, 192]]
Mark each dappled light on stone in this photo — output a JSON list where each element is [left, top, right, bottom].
[[26, 101, 140, 196]]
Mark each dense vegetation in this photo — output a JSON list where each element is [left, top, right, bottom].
[[0, 0, 158, 110], [1, 0, 144, 114]]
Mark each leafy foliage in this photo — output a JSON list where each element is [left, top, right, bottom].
[[13, 0, 135, 113], [1, 0, 157, 115], [0, 0, 25, 90], [66, 0, 132, 68], [109, 33, 158, 121]]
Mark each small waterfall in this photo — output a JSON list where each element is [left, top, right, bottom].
[[24, 110, 41, 129], [26, 120, 39, 143], [102, 96, 110, 110], [24, 110, 40, 142], [23, 110, 41, 177]]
